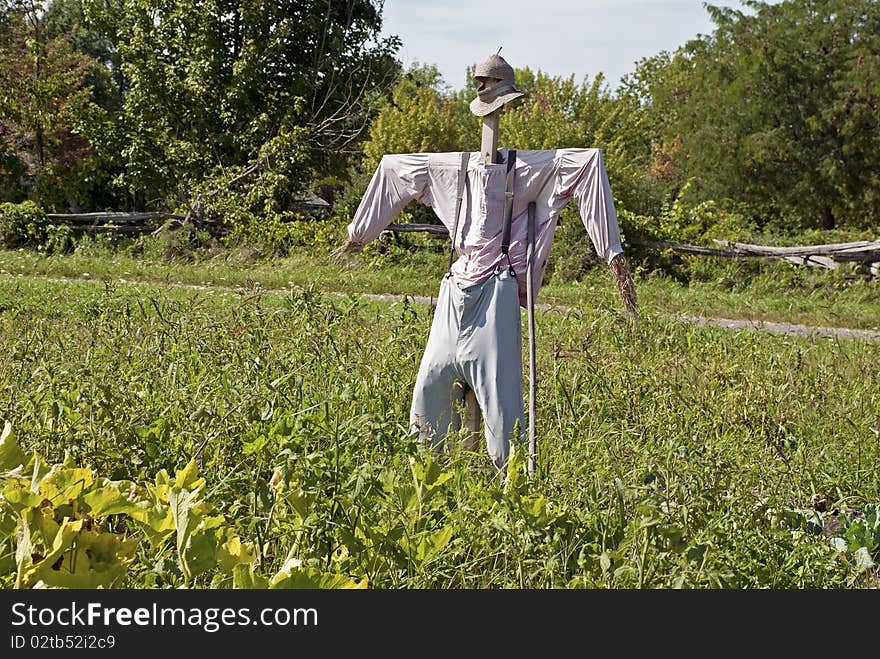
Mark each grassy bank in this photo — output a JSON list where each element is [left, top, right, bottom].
[[1, 241, 877, 330]]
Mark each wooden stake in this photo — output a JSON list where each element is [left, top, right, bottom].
[[463, 108, 502, 451], [480, 110, 500, 164], [463, 388, 481, 452]]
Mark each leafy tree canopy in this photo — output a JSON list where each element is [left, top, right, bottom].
[[631, 0, 880, 231]]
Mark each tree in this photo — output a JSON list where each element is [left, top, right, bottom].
[[357, 63, 669, 217], [361, 62, 473, 172], [638, 0, 880, 231], [504, 68, 668, 217], [0, 1, 103, 209], [77, 0, 401, 212]]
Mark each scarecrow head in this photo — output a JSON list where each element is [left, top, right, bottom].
[[469, 51, 526, 117]]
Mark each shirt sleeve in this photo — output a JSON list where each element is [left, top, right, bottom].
[[557, 149, 624, 264], [346, 154, 429, 245]]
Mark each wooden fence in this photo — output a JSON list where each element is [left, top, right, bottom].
[[46, 212, 183, 235], [385, 224, 880, 276], [41, 215, 880, 276], [628, 237, 880, 275]]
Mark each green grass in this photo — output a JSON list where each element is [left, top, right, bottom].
[[1, 236, 877, 330], [0, 243, 447, 299], [1, 274, 878, 588]]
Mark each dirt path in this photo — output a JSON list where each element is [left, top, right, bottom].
[[667, 313, 880, 341], [6, 273, 880, 342]]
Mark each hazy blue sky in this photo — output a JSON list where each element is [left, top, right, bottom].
[[380, 1, 756, 91]]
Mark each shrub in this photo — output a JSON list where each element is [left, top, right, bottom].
[[222, 211, 344, 257], [0, 201, 49, 248], [545, 205, 603, 284], [42, 224, 76, 255]]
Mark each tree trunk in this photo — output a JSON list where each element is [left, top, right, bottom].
[[34, 21, 44, 168], [35, 126, 45, 168], [461, 109, 503, 451], [821, 205, 835, 231]]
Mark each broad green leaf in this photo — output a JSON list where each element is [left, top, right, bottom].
[[126, 502, 175, 548], [153, 469, 171, 490], [529, 496, 548, 523], [130, 475, 175, 546], [409, 456, 453, 509], [0, 421, 26, 472], [30, 530, 136, 589], [181, 527, 219, 582], [233, 564, 269, 589], [0, 550, 15, 579], [179, 512, 228, 580], [38, 463, 94, 505], [29, 505, 61, 548], [504, 445, 527, 493], [2, 486, 43, 511], [168, 486, 199, 583], [173, 459, 204, 492], [410, 455, 453, 489], [280, 485, 312, 519], [217, 535, 256, 575], [268, 559, 367, 589], [419, 525, 454, 562], [16, 518, 83, 589], [0, 505, 18, 542], [82, 480, 143, 518]]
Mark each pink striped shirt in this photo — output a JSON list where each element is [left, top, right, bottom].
[[347, 147, 624, 307]]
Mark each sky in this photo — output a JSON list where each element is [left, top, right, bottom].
[[379, 0, 749, 91]]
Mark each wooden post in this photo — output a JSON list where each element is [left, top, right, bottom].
[[463, 108, 501, 453], [480, 109, 500, 166]]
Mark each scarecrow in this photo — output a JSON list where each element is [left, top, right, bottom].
[[339, 52, 637, 475]]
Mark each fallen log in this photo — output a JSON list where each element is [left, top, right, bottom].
[[387, 223, 449, 237], [67, 225, 158, 234], [47, 212, 184, 224], [628, 238, 749, 257], [630, 236, 878, 274], [711, 239, 880, 260]]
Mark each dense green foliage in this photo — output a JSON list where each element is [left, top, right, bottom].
[[360, 63, 474, 173], [0, 201, 49, 247], [3, 0, 877, 243], [632, 0, 880, 231], [1, 0, 400, 217], [0, 1, 103, 208]]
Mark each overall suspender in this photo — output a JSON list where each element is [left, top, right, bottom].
[[449, 149, 518, 276], [500, 149, 517, 275], [448, 152, 470, 271]]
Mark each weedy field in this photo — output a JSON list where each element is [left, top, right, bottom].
[[1, 274, 878, 588]]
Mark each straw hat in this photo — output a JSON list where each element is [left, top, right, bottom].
[[469, 52, 526, 117]]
